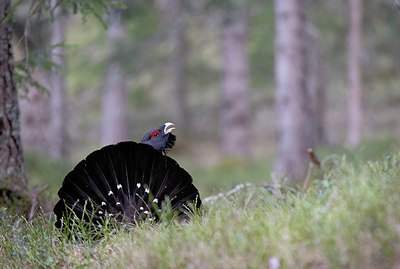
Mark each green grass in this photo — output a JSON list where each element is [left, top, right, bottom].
[[1, 151, 400, 268], [189, 156, 274, 197]]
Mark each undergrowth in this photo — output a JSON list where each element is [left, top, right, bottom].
[[1, 153, 400, 268]]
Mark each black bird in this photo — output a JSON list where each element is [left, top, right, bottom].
[[54, 122, 201, 228]]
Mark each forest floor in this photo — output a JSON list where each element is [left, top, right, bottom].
[[1, 140, 400, 268]]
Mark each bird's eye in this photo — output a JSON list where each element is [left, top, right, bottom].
[[151, 130, 160, 139]]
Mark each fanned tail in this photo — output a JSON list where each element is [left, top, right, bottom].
[[54, 141, 201, 228]]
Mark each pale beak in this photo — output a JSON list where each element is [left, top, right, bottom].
[[164, 122, 175, 134]]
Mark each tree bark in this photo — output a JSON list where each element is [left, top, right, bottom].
[[347, 0, 363, 146], [157, 0, 188, 132], [304, 22, 325, 145], [274, 0, 308, 181], [101, 11, 128, 146], [49, 0, 68, 159], [220, 7, 251, 157], [169, 0, 188, 132], [0, 0, 26, 191]]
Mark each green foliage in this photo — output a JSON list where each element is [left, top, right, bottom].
[[11, 0, 126, 96], [125, 1, 159, 39], [15, 45, 60, 96], [20, 0, 126, 27]]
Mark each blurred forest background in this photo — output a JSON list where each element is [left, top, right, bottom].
[[3, 0, 400, 200]]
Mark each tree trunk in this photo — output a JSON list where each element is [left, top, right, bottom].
[[157, 0, 188, 132], [220, 7, 251, 157], [304, 22, 325, 145], [274, 0, 308, 181], [169, 0, 188, 132], [347, 0, 363, 146], [49, 0, 68, 159], [101, 11, 128, 146], [0, 0, 26, 191]]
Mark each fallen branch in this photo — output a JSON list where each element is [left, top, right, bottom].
[[203, 183, 256, 203], [202, 182, 286, 203], [204, 149, 324, 201]]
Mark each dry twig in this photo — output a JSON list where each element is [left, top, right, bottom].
[[308, 148, 321, 167], [27, 185, 48, 220], [302, 163, 314, 193], [302, 148, 321, 193]]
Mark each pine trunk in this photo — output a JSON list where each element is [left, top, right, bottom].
[[274, 0, 308, 181], [101, 11, 128, 146], [157, 0, 188, 132], [220, 8, 250, 157], [0, 0, 26, 191], [169, 0, 188, 132], [304, 23, 325, 145], [49, 1, 68, 159], [347, 0, 363, 146]]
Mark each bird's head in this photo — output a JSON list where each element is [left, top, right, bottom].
[[140, 122, 176, 154]]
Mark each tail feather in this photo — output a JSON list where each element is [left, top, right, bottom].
[[54, 141, 201, 227]]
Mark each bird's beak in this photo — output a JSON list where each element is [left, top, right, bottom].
[[164, 122, 175, 134]]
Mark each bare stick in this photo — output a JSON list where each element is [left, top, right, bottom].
[[301, 148, 320, 192], [28, 185, 48, 220], [302, 163, 314, 193]]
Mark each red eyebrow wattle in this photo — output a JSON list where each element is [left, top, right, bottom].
[[151, 130, 160, 139]]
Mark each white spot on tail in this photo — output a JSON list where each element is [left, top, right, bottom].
[[145, 188, 150, 193], [101, 202, 106, 206], [116, 202, 121, 206], [108, 191, 113, 196], [140, 207, 144, 210], [153, 198, 158, 203], [144, 210, 149, 215], [137, 183, 141, 188], [117, 184, 122, 189], [98, 211, 103, 215]]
